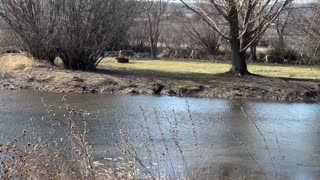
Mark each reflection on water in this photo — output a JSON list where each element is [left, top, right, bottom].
[[0, 90, 319, 179]]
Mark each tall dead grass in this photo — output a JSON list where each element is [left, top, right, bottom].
[[0, 54, 36, 72]]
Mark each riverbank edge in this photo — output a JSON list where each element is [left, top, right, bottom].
[[0, 56, 320, 103]]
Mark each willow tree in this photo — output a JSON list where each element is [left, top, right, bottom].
[[55, 0, 139, 70], [0, 0, 59, 64], [181, 0, 292, 75], [0, 0, 139, 70]]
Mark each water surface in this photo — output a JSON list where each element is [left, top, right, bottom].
[[0, 90, 319, 179]]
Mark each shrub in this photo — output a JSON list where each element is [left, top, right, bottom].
[[0, 0, 58, 64], [268, 48, 299, 63], [0, 28, 20, 53], [0, 0, 139, 70]]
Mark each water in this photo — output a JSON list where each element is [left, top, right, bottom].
[[0, 90, 319, 179]]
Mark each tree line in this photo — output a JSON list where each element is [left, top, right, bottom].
[[0, 0, 319, 75]]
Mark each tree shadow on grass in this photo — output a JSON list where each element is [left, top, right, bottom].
[[250, 72, 320, 82], [95, 67, 319, 83], [95, 67, 233, 81]]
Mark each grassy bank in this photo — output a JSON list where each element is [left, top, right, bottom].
[[100, 58, 320, 80], [0, 54, 319, 102]]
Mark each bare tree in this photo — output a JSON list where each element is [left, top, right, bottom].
[[0, 0, 59, 64], [143, 0, 168, 59], [0, 0, 139, 70], [170, 3, 225, 55], [129, 20, 149, 52], [158, 21, 188, 58], [0, 27, 21, 52], [56, 0, 139, 70], [295, 2, 320, 65], [181, 0, 292, 75], [183, 16, 224, 55], [274, 2, 294, 53]]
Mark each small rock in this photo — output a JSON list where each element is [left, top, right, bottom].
[[9, 85, 16, 90], [89, 88, 97, 93], [165, 89, 176, 96], [121, 88, 138, 94], [27, 77, 35, 82], [152, 84, 164, 94], [234, 93, 243, 97]]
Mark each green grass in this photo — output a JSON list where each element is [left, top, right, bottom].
[[100, 58, 320, 80]]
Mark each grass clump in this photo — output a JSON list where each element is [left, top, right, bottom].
[[0, 54, 36, 72]]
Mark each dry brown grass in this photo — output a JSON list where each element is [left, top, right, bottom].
[[0, 54, 36, 72]]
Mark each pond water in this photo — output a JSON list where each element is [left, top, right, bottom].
[[0, 90, 319, 179]]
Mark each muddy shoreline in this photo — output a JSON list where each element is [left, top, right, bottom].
[[0, 57, 319, 103]]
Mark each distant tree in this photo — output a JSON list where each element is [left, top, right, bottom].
[[129, 20, 149, 52], [274, 2, 295, 53], [0, 27, 21, 53], [143, 0, 168, 59], [183, 16, 224, 55], [296, 2, 320, 65], [181, 0, 292, 75]]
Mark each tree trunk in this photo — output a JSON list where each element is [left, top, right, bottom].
[[151, 44, 157, 59], [230, 39, 248, 75], [228, 5, 249, 76], [276, 28, 285, 53], [250, 44, 257, 62], [278, 34, 285, 53], [150, 37, 158, 59]]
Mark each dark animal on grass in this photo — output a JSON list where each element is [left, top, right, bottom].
[[116, 57, 129, 63]]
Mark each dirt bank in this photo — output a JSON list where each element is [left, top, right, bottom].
[[0, 54, 319, 102]]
